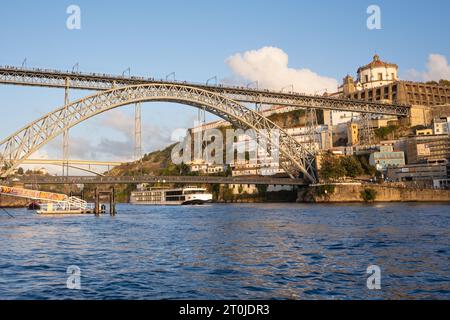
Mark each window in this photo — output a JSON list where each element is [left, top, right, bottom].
[[365, 75, 369, 82], [378, 73, 383, 81]]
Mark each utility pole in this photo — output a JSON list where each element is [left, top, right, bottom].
[[134, 102, 142, 162]]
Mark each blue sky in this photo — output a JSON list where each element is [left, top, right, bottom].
[[0, 0, 449, 165]]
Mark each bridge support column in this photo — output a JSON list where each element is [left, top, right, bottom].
[[110, 187, 116, 216], [359, 113, 375, 146], [305, 108, 319, 153], [62, 77, 71, 182], [94, 188, 100, 216], [134, 103, 142, 161]]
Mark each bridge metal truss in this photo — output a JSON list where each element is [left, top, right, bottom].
[[17, 175, 307, 186], [0, 84, 318, 182], [0, 67, 410, 116]]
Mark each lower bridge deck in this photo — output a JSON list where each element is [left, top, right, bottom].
[[14, 175, 308, 186]]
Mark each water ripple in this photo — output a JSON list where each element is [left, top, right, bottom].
[[0, 203, 449, 299]]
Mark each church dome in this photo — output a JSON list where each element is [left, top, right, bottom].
[[357, 54, 398, 73]]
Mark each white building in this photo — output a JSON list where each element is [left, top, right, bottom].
[[189, 160, 225, 174], [355, 54, 398, 91], [433, 117, 450, 135], [326, 54, 399, 126]]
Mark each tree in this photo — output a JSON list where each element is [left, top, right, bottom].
[[256, 184, 268, 196], [224, 165, 233, 177], [341, 156, 364, 178], [439, 79, 450, 87], [319, 153, 346, 180], [223, 186, 234, 202], [357, 155, 377, 176], [211, 184, 220, 200]]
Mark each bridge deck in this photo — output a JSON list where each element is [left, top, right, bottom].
[[0, 66, 410, 116], [16, 175, 308, 186]]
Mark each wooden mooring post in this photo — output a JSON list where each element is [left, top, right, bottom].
[[94, 188, 100, 216], [109, 187, 116, 216], [94, 187, 116, 216]]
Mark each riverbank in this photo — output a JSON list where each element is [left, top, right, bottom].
[[297, 183, 450, 203]]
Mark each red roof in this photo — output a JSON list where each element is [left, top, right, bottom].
[[357, 54, 398, 73]]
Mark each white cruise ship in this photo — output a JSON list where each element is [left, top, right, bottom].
[[130, 186, 213, 205]]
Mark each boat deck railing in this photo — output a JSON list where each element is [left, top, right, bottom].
[[38, 200, 95, 213]]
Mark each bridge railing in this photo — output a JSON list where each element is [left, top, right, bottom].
[[0, 65, 410, 108]]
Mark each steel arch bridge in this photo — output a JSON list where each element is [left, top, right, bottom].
[[0, 84, 318, 182]]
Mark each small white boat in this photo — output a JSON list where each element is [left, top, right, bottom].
[[130, 186, 213, 205]]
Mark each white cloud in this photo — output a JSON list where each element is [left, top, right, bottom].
[[96, 109, 172, 160], [404, 54, 450, 82], [29, 149, 50, 160], [225, 46, 338, 94]]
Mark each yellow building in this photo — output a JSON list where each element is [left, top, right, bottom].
[[347, 123, 359, 146], [416, 129, 433, 136]]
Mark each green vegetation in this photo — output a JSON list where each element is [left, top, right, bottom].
[[356, 155, 377, 176], [222, 185, 234, 203], [319, 153, 376, 181], [319, 154, 346, 180], [268, 109, 306, 128], [256, 184, 268, 197], [374, 125, 398, 140], [339, 156, 364, 178], [360, 188, 377, 202], [425, 79, 450, 87]]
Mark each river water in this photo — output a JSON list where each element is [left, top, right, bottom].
[[0, 203, 449, 300]]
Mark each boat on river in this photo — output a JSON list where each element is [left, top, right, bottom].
[[130, 186, 212, 205]]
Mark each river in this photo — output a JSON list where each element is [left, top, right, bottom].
[[0, 203, 449, 299]]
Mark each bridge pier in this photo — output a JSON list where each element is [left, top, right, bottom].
[[110, 187, 116, 216], [94, 188, 100, 216]]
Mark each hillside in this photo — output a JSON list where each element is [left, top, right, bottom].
[[106, 144, 175, 177]]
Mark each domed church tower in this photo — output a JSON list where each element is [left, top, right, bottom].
[[356, 54, 398, 90]]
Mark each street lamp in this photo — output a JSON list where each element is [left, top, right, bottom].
[[122, 67, 131, 77], [281, 84, 294, 93], [206, 76, 217, 86], [246, 81, 259, 90], [166, 72, 176, 81], [72, 63, 79, 73]]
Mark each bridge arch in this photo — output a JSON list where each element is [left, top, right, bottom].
[[0, 84, 317, 182]]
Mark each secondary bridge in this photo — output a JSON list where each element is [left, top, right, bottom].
[[21, 159, 123, 176], [0, 66, 410, 116], [17, 175, 308, 186]]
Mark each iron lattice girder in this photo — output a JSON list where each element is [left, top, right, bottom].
[[0, 84, 317, 182], [17, 175, 307, 186], [0, 67, 410, 116]]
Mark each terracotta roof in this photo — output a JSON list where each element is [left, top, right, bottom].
[[357, 54, 398, 73]]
